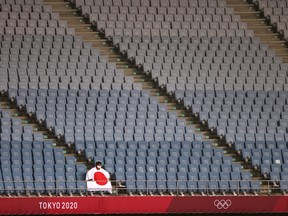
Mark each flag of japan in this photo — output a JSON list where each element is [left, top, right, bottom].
[[86, 167, 112, 194]]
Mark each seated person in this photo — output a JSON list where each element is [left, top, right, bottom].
[[86, 161, 112, 194]]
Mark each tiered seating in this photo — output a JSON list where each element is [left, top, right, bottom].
[[8, 89, 191, 142], [1, 0, 287, 195], [79, 0, 254, 38], [121, 36, 287, 93], [7, 88, 261, 195], [0, 0, 94, 196], [0, 34, 141, 92], [176, 89, 288, 189], [0, 105, 87, 195], [0, 0, 75, 35], [254, 0, 288, 40], [113, 139, 258, 195], [73, 0, 288, 193]]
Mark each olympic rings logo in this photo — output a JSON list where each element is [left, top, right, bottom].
[[214, 199, 232, 209]]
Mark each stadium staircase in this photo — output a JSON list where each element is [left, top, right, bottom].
[[226, 0, 288, 63]]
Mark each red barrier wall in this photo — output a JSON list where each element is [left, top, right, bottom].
[[0, 196, 288, 214]]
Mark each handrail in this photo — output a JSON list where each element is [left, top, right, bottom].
[[0, 179, 285, 196]]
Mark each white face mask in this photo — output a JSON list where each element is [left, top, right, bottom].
[[96, 166, 101, 169]]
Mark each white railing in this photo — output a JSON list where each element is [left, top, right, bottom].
[[0, 179, 285, 196]]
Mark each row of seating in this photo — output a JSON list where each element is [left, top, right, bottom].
[[176, 89, 288, 98], [1, 27, 75, 36], [92, 155, 234, 167], [90, 13, 239, 22], [104, 162, 242, 172], [0, 12, 60, 20], [74, 0, 226, 8], [1, 139, 220, 150], [96, 21, 247, 30], [0, 82, 143, 92], [1, 41, 93, 49], [152, 69, 286, 78], [0, 132, 46, 141], [0, 34, 83, 42], [1, 70, 125, 78], [103, 28, 254, 38], [114, 170, 252, 181], [8, 88, 150, 97], [0, 163, 86, 173], [0, 0, 43, 5], [131, 54, 278, 64], [85, 148, 226, 159], [124, 180, 261, 194], [85, 6, 233, 15], [1, 62, 116, 69], [0, 153, 76, 166], [0, 20, 69, 28], [113, 36, 260, 44], [0, 140, 55, 149], [154, 80, 288, 92], [0, 4, 51, 12]]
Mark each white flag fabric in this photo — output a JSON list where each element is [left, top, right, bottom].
[[86, 167, 112, 193]]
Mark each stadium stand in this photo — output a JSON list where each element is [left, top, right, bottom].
[[0, 0, 288, 197], [73, 0, 288, 194]]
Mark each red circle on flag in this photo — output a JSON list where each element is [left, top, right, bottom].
[[94, 172, 108, 186]]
